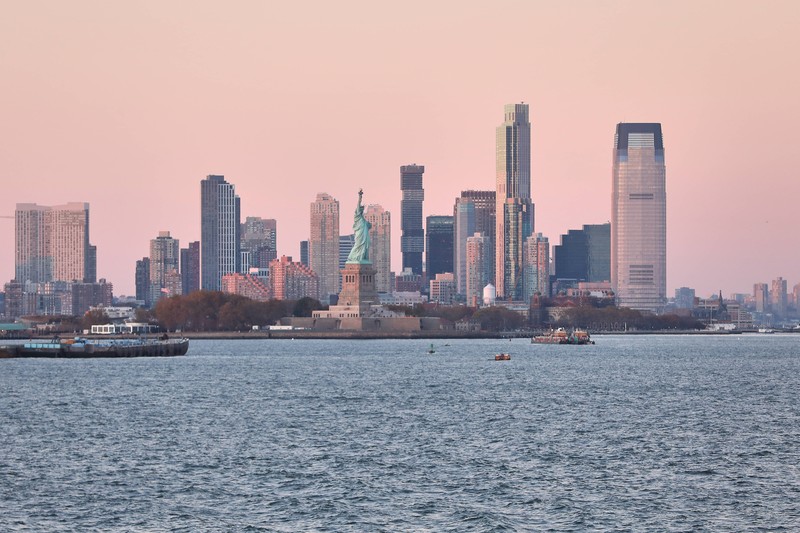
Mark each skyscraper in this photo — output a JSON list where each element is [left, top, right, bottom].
[[201, 175, 241, 291], [15, 202, 94, 284], [401, 164, 425, 275], [611, 123, 667, 312], [364, 204, 391, 293], [771, 277, 787, 317], [149, 231, 181, 303], [496, 104, 533, 301], [135, 257, 151, 306], [241, 217, 277, 269], [466, 233, 491, 307], [309, 193, 340, 300], [554, 223, 611, 283], [453, 190, 496, 296], [523, 233, 550, 300], [180, 241, 200, 295], [426, 215, 454, 281]]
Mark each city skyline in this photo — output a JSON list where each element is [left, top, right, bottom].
[[1, 2, 798, 297]]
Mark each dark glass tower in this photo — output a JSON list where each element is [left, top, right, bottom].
[[401, 164, 425, 275], [180, 241, 200, 295], [425, 215, 454, 280]]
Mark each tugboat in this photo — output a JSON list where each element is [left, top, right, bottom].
[[532, 328, 594, 345], [494, 353, 511, 361]]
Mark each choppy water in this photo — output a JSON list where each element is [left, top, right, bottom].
[[2, 335, 800, 531]]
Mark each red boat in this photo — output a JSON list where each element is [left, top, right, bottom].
[[495, 353, 511, 361]]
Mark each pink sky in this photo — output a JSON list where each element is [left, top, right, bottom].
[[1, 1, 798, 297]]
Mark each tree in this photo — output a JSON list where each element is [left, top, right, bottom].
[[81, 309, 110, 331], [293, 297, 325, 317]]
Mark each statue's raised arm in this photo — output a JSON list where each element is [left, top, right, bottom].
[[346, 188, 372, 264]]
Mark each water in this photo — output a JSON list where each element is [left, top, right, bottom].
[[2, 335, 800, 531]]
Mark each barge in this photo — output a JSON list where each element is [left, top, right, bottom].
[[0, 336, 189, 358]]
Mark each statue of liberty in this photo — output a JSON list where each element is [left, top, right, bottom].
[[346, 188, 372, 264]]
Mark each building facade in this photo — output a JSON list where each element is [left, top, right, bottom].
[[453, 190, 495, 296], [309, 193, 340, 300], [400, 164, 425, 275], [269, 255, 320, 301], [771, 277, 787, 317], [425, 215, 454, 282], [364, 204, 391, 293], [554, 223, 610, 283], [495, 104, 533, 301], [149, 231, 181, 304], [221, 273, 272, 301], [180, 241, 200, 296], [523, 233, 550, 300], [241, 217, 277, 270], [201, 175, 241, 291], [611, 123, 667, 312], [466, 233, 491, 307], [429, 272, 456, 305], [15, 202, 95, 285]]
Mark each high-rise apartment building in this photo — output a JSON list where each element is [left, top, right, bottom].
[[466, 233, 491, 307], [269, 255, 320, 301], [309, 193, 340, 300], [201, 175, 241, 291], [771, 277, 787, 317], [401, 164, 425, 275], [365, 204, 391, 293], [149, 231, 181, 303], [180, 241, 200, 295], [426, 215, 454, 281], [611, 123, 667, 312], [135, 257, 150, 306], [496, 104, 533, 301], [453, 190, 496, 296], [523, 233, 550, 300], [241, 217, 277, 270], [753, 283, 769, 313], [299, 240, 309, 267], [15, 202, 95, 284]]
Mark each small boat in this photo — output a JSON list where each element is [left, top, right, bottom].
[[1, 336, 189, 358], [532, 328, 594, 345], [495, 353, 511, 361], [428, 343, 436, 354]]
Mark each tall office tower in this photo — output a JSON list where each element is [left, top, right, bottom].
[[365, 204, 391, 293], [466, 233, 491, 307], [299, 240, 309, 267], [401, 164, 425, 275], [771, 277, 787, 317], [339, 234, 355, 271], [309, 193, 340, 300], [201, 175, 241, 292], [753, 283, 769, 313], [149, 231, 181, 303], [16, 202, 95, 284], [135, 257, 150, 306], [180, 241, 200, 295], [554, 223, 611, 282], [241, 217, 277, 269], [454, 190, 496, 295], [611, 123, 667, 312], [426, 215, 454, 281], [496, 104, 533, 301], [523, 233, 550, 300]]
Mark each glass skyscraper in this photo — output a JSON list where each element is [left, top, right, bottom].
[[425, 215, 454, 281], [201, 175, 241, 291], [611, 123, 666, 312], [496, 103, 533, 301], [400, 164, 425, 275]]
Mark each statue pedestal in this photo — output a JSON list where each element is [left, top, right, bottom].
[[337, 262, 379, 314]]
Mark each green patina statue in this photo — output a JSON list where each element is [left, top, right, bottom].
[[346, 188, 372, 264]]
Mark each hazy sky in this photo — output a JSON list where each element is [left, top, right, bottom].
[[2, 1, 798, 297]]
